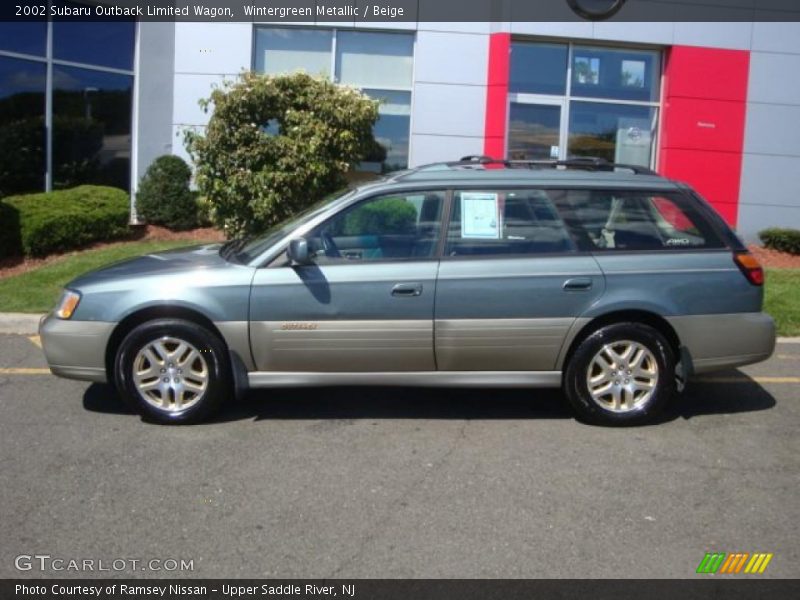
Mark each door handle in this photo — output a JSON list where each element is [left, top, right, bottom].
[[563, 277, 593, 291], [392, 283, 423, 297]]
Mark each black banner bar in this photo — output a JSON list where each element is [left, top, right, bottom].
[[3, 0, 800, 23], [3, 580, 800, 600]]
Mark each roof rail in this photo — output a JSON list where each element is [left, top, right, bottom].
[[444, 155, 657, 175]]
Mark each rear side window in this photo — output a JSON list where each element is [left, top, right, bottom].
[[553, 190, 726, 251], [445, 189, 575, 256]]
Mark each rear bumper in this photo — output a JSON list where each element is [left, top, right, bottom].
[[39, 314, 114, 383], [667, 312, 776, 375]]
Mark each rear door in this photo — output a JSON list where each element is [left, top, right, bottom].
[[434, 188, 605, 371]]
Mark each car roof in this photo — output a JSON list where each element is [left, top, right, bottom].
[[358, 158, 682, 193]]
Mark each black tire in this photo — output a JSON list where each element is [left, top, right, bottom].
[[114, 318, 230, 424], [563, 322, 676, 426]]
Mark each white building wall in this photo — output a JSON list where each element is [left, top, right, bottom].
[[738, 23, 800, 240], [170, 23, 253, 164]]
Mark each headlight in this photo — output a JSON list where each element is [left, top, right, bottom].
[[54, 290, 81, 320]]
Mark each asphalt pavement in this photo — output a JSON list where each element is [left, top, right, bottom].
[[0, 334, 798, 579]]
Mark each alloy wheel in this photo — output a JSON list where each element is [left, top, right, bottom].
[[586, 340, 659, 413]]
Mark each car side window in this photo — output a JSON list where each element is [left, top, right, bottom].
[[306, 191, 445, 262], [556, 190, 725, 251], [445, 189, 575, 257]]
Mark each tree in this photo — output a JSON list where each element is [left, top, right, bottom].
[[185, 72, 380, 237]]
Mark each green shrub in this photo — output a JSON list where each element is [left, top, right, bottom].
[[185, 72, 380, 237], [195, 194, 214, 227], [0, 200, 22, 257], [135, 155, 197, 231], [759, 228, 800, 256], [0, 186, 130, 258], [338, 198, 417, 236]]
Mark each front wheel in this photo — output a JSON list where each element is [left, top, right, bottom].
[[563, 322, 675, 426], [114, 319, 230, 424]]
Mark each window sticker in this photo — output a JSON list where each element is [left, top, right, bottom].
[[461, 192, 501, 239]]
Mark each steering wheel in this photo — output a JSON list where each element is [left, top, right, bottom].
[[320, 230, 341, 258]]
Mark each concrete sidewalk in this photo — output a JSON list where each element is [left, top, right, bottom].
[[0, 313, 43, 335]]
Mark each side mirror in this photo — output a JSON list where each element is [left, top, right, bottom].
[[287, 237, 311, 265]]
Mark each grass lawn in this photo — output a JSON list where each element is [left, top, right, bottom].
[[764, 269, 800, 337], [0, 240, 202, 313]]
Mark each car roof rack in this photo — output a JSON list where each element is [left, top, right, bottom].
[[447, 155, 657, 176]]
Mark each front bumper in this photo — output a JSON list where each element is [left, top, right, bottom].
[[39, 314, 115, 383]]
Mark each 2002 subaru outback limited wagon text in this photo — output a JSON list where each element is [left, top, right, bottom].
[[40, 157, 776, 425]]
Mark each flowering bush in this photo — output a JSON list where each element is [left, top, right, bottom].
[[185, 72, 380, 237]]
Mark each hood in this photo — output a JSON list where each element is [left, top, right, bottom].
[[68, 243, 231, 288]]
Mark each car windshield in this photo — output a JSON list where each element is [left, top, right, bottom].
[[221, 187, 356, 264]]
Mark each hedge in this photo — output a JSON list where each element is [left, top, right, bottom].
[[759, 228, 800, 256], [0, 185, 130, 258]]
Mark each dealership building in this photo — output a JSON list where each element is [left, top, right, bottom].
[[2, 5, 800, 240]]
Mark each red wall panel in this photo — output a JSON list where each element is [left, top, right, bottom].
[[663, 46, 750, 102], [660, 148, 743, 225], [660, 97, 747, 154], [484, 33, 511, 159], [659, 46, 750, 227]]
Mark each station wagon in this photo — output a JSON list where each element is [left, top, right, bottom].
[[40, 157, 775, 425]]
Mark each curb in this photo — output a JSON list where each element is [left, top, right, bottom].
[[0, 312, 799, 344], [0, 313, 45, 335]]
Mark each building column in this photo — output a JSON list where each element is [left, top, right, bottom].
[[484, 33, 511, 159]]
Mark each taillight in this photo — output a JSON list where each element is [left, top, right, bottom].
[[734, 252, 764, 286]]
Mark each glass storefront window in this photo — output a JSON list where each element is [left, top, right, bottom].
[[510, 42, 568, 95], [254, 28, 332, 77], [52, 66, 133, 191], [52, 3, 135, 71], [335, 31, 414, 89], [0, 15, 136, 198], [363, 89, 411, 173], [568, 101, 656, 167], [0, 56, 46, 196], [508, 103, 562, 161], [254, 27, 414, 173], [0, 22, 47, 57], [571, 46, 661, 103], [508, 41, 661, 168]]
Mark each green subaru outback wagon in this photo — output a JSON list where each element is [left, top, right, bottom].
[[40, 157, 775, 425]]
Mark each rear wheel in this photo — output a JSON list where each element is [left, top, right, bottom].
[[114, 319, 230, 424], [564, 322, 675, 426]]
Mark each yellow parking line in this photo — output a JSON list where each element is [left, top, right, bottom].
[[697, 376, 800, 384], [0, 368, 51, 375], [776, 354, 797, 360], [27, 335, 42, 349]]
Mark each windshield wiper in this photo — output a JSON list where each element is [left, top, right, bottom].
[[219, 237, 250, 261]]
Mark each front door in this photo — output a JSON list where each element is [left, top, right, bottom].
[[434, 187, 605, 372], [249, 190, 445, 372]]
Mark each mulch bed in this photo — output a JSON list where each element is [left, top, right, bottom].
[[0, 225, 226, 279], [748, 245, 800, 269]]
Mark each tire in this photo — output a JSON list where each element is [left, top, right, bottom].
[[114, 318, 230, 424], [563, 322, 675, 426]]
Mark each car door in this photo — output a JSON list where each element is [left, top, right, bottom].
[[249, 190, 445, 372], [434, 187, 606, 371]]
